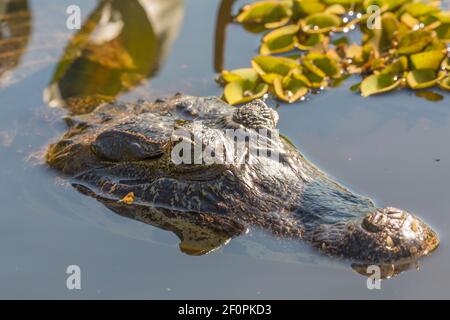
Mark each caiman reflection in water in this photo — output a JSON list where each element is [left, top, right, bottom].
[[0, 0, 31, 85], [44, 0, 184, 114]]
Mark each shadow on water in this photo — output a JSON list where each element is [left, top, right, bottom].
[[213, 0, 235, 73], [43, 0, 184, 114], [0, 0, 31, 83]]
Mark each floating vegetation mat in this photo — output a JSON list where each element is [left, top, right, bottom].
[[217, 0, 449, 105]]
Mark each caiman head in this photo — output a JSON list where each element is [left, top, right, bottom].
[[46, 95, 439, 274]]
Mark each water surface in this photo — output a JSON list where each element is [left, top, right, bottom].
[[0, 0, 449, 299]]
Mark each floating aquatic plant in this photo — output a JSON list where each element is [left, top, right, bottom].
[[219, 0, 449, 105]]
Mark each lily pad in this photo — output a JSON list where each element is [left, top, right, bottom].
[[406, 69, 445, 89], [297, 32, 326, 50], [252, 55, 299, 83], [292, 0, 325, 18], [400, 12, 419, 29], [442, 57, 450, 71], [362, 12, 400, 53], [438, 75, 450, 91], [303, 12, 341, 33], [303, 69, 327, 88], [435, 23, 450, 41], [433, 11, 450, 24], [236, 1, 292, 32], [273, 75, 308, 103], [363, 0, 409, 11], [223, 80, 269, 105], [260, 24, 299, 54], [360, 73, 402, 96], [381, 12, 400, 38], [404, 3, 439, 18], [330, 74, 350, 87], [322, 0, 363, 5], [425, 38, 447, 51], [396, 30, 433, 55], [306, 53, 342, 78], [324, 4, 346, 15], [291, 68, 312, 86], [380, 56, 408, 76], [221, 68, 259, 83], [410, 50, 445, 70], [303, 58, 327, 78]]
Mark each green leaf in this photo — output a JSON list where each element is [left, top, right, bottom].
[[303, 69, 327, 88], [260, 24, 299, 54], [303, 58, 327, 78], [273, 75, 309, 103], [252, 55, 299, 83], [221, 68, 259, 83], [410, 50, 445, 70], [436, 23, 450, 41], [223, 80, 269, 105], [291, 69, 312, 86], [442, 57, 450, 71], [396, 30, 433, 55], [404, 3, 439, 18], [380, 12, 400, 40], [360, 73, 402, 96], [399, 12, 419, 29], [438, 75, 450, 91], [236, 1, 292, 32], [363, 0, 409, 11], [406, 69, 445, 89], [324, 4, 346, 15], [432, 11, 450, 24], [425, 38, 447, 51], [330, 74, 350, 87], [297, 32, 326, 50], [380, 57, 408, 76], [322, 0, 363, 5], [292, 0, 325, 19], [304, 12, 341, 33], [305, 53, 342, 78]]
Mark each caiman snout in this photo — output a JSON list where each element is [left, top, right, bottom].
[[358, 207, 439, 261], [314, 206, 439, 265]]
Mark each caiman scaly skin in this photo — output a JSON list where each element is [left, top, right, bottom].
[[46, 95, 439, 265]]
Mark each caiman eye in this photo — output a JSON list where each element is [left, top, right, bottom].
[[362, 210, 387, 233], [232, 100, 279, 129], [91, 130, 163, 162]]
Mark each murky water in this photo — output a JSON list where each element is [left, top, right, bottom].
[[0, 0, 449, 299]]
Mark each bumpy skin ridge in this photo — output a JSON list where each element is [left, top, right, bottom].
[[46, 95, 439, 267]]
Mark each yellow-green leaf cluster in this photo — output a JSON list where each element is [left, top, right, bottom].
[[220, 0, 449, 104]]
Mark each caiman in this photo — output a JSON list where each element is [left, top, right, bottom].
[[46, 94, 439, 272]]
